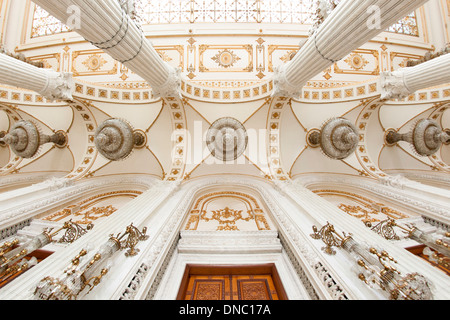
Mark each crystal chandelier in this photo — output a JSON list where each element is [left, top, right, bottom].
[[0, 120, 67, 158], [310, 222, 434, 300]]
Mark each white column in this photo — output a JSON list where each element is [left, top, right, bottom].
[[0, 53, 73, 101], [0, 180, 179, 299], [32, 0, 181, 98], [0, 175, 155, 239], [273, 0, 429, 97], [380, 53, 450, 100], [423, 0, 447, 50], [2, 0, 28, 52], [276, 180, 450, 300]]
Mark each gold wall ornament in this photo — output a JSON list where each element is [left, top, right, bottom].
[[82, 54, 108, 72], [57, 220, 94, 244], [365, 218, 400, 241], [202, 207, 253, 231], [339, 204, 380, 223], [110, 223, 149, 257], [184, 191, 271, 231], [71, 49, 118, 77], [310, 222, 433, 300], [73, 205, 117, 225], [310, 222, 353, 255], [344, 52, 369, 71], [198, 44, 253, 73], [211, 49, 241, 69], [370, 219, 450, 262], [357, 248, 433, 300], [314, 189, 409, 222], [335, 49, 380, 75], [42, 190, 141, 224]]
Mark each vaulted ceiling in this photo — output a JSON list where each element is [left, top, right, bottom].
[[0, 1, 449, 188]]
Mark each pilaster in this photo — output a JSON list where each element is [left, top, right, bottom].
[[380, 53, 450, 100]]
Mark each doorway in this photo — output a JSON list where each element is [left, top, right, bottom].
[[177, 264, 288, 300]]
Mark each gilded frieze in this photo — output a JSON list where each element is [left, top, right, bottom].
[[314, 189, 409, 223], [184, 191, 271, 231], [43, 190, 142, 225], [335, 49, 380, 76]]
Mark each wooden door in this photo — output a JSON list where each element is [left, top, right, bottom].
[[178, 264, 288, 300]]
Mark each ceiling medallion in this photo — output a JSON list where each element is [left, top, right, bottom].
[[385, 119, 450, 157], [211, 49, 241, 68], [94, 118, 146, 161], [206, 117, 248, 161], [308, 117, 359, 160], [345, 53, 369, 71], [82, 54, 107, 72]]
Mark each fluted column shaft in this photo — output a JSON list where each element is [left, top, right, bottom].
[[423, 0, 447, 50], [32, 0, 180, 98], [273, 0, 429, 97], [0, 180, 179, 299], [0, 53, 73, 101], [380, 53, 450, 100], [276, 180, 450, 299]]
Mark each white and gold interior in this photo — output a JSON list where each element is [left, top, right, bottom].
[[0, 0, 449, 301]]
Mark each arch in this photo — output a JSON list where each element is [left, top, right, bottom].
[[0, 174, 159, 236], [296, 173, 450, 226], [39, 190, 143, 226], [312, 189, 411, 224], [183, 189, 272, 231]]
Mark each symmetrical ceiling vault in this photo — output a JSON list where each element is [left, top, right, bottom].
[[0, 0, 448, 189]]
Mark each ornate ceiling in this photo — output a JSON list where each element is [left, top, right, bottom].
[[0, 0, 448, 189]]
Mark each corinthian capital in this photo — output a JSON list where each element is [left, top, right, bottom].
[[379, 70, 412, 101], [272, 64, 302, 98], [40, 70, 74, 102], [152, 66, 182, 98]]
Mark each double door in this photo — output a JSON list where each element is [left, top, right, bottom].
[[178, 264, 287, 300]]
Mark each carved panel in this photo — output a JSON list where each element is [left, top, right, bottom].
[[334, 49, 380, 76], [184, 191, 272, 231], [236, 277, 274, 300], [185, 277, 228, 300], [199, 45, 253, 73], [179, 265, 286, 300], [71, 49, 118, 77]]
